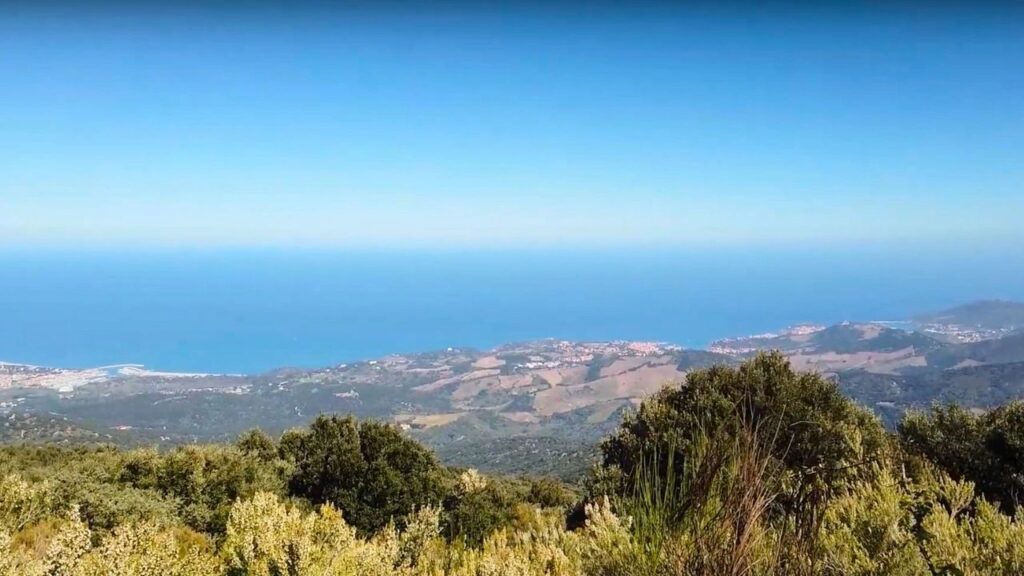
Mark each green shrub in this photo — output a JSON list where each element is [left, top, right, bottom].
[[287, 415, 446, 534], [600, 352, 889, 534], [900, 401, 1024, 510]]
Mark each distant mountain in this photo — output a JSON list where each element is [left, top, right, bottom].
[[913, 299, 1024, 332], [4, 301, 1024, 476]]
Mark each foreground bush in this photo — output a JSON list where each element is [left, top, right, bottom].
[[6, 469, 1022, 575], [1, 507, 219, 576], [820, 468, 1024, 575]]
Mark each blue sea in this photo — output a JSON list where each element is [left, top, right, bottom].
[[2, 246, 1023, 374]]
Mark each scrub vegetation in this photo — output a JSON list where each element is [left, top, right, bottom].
[[3, 353, 1023, 575]]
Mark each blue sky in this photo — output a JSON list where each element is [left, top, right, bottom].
[[2, 3, 1022, 249]]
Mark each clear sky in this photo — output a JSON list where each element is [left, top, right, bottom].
[[2, 2, 1022, 249]]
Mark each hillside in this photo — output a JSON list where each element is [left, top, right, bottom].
[[1, 341, 693, 477], [4, 301, 1024, 475], [839, 362, 1024, 426]]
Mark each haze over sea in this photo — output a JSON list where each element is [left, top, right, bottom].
[[1, 245, 1021, 374]]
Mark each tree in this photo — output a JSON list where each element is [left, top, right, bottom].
[[598, 352, 889, 527], [527, 477, 576, 510], [442, 470, 525, 546], [236, 429, 278, 462], [287, 415, 446, 534], [117, 445, 286, 534]]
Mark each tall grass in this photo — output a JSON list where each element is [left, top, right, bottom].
[[608, 420, 785, 576]]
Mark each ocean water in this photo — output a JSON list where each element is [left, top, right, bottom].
[[2, 246, 1023, 374]]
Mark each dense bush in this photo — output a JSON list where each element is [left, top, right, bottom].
[[599, 352, 889, 533], [442, 470, 521, 546], [121, 444, 287, 534], [899, 401, 1024, 510], [286, 415, 447, 534]]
